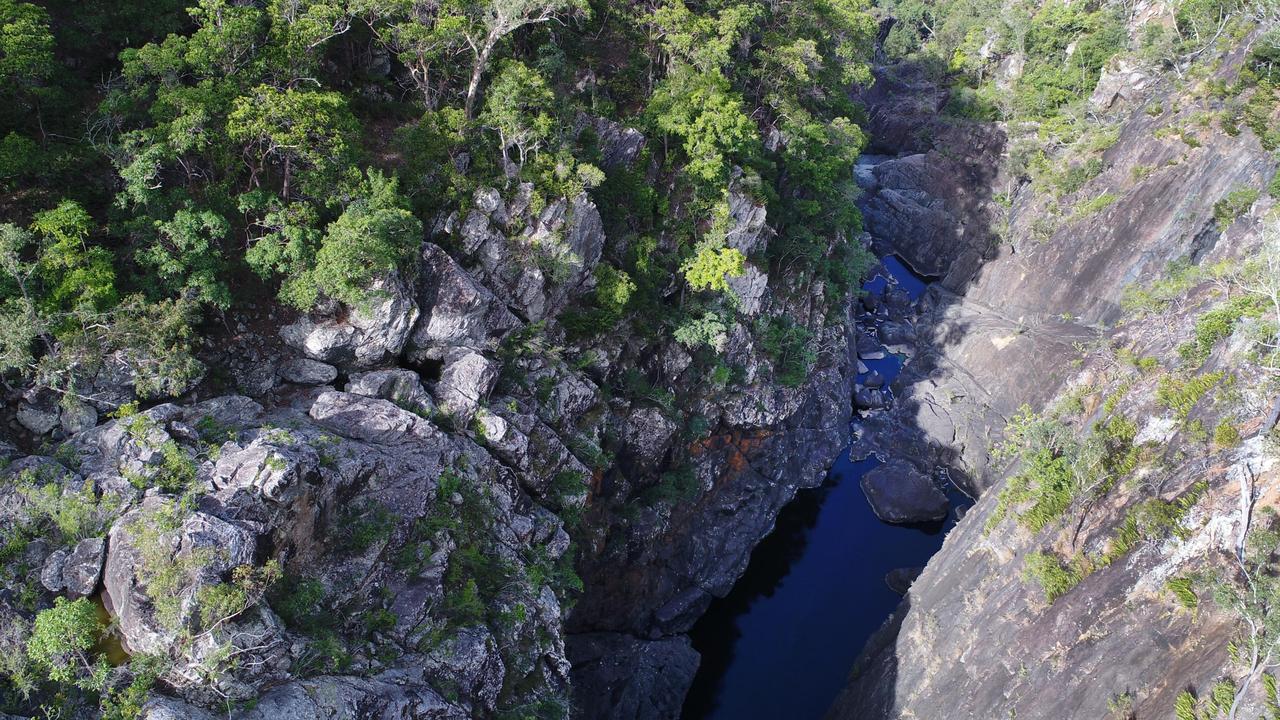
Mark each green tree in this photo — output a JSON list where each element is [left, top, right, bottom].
[[0, 0, 55, 122], [31, 201, 118, 314], [648, 67, 759, 187], [304, 171, 422, 309], [227, 86, 359, 200], [142, 208, 232, 309], [681, 243, 745, 293], [480, 60, 554, 175], [26, 597, 108, 690], [457, 0, 589, 119]]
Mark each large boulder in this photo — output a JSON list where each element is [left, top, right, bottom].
[[726, 175, 773, 256], [103, 501, 259, 657], [1089, 56, 1152, 111], [622, 407, 679, 471], [859, 460, 949, 524], [434, 351, 498, 425], [346, 368, 436, 416], [280, 272, 419, 370], [576, 113, 646, 169], [568, 633, 700, 720], [308, 390, 440, 445], [407, 243, 520, 361], [276, 358, 338, 386]]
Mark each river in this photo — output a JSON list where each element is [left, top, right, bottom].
[[680, 255, 968, 720]]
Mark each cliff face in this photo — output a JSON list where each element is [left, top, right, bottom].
[[0, 112, 864, 718], [831, 19, 1280, 720]]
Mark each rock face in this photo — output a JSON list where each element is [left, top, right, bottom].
[[407, 243, 520, 362], [277, 358, 338, 386], [850, 47, 1275, 494], [830, 32, 1280, 720], [281, 272, 419, 370], [567, 633, 700, 720]]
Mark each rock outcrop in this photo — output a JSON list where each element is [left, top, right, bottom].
[[829, 26, 1280, 720]]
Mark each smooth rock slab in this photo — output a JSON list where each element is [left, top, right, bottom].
[[860, 460, 949, 524], [63, 536, 107, 597], [277, 358, 338, 386]]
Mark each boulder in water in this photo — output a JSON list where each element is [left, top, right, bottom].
[[860, 460, 949, 524]]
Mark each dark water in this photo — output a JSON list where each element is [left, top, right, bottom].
[[681, 256, 964, 720]]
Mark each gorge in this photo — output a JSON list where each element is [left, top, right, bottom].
[[0, 0, 1279, 719]]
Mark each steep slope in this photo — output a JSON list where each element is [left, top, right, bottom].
[[831, 9, 1280, 720]]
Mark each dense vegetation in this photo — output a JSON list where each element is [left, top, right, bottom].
[[0, 0, 881, 411], [0, 0, 884, 716]]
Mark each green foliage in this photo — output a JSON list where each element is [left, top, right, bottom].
[[100, 655, 166, 720], [0, 0, 54, 102], [998, 448, 1075, 532], [1103, 482, 1207, 565], [18, 475, 120, 543], [1174, 689, 1198, 720], [1071, 192, 1118, 219], [1155, 371, 1225, 420], [1121, 258, 1227, 318], [1023, 551, 1082, 603], [1011, 0, 1125, 119], [639, 465, 701, 506], [335, 502, 396, 554], [269, 577, 331, 633], [30, 201, 118, 314], [226, 85, 359, 200], [305, 172, 422, 309], [674, 310, 731, 352], [1213, 187, 1260, 231], [26, 597, 107, 690], [481, 61, 555, 172], [196, 561, 281, 631], [126, 501, 210, 630], [1167, 576, 1199, 611], [562, 264, 635, 339], [1178, 296, 1263, 365], [142, 209, 231, 309], [756, 317, 815, 387], [648, 67, 760, 189], [1213, 419, 1242, 448], [681, 244, 745, 293], [989, 404, 1145, 534]]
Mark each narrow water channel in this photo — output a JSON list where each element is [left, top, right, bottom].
[[681, 257, 967, 720]]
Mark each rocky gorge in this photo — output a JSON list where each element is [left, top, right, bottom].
[[1, 0, 1279, 718]]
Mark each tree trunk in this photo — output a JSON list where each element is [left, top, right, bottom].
[[464, 31, 499, 120]]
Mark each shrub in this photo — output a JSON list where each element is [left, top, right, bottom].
[[1213, 419, 1242, 448], [1174, 689, 1199, 720], [1001, 449, 1076, 532], [681, 244, 745, 293], [1166, 576, 1199, 611], [1023, 551, 1082, 602], [270, 577, 331, 632], [1156, 371, 1225, 420], [757, 317, 815, 387], [674, 310, 731, 352], [1056, 157, 1104, 195], [26, 597, 107, 689], [19, 475, 119, 543], [1072, 192, 1118, 218], [1178, 296, 1262, 365], [1213, 187, 1260, 231]]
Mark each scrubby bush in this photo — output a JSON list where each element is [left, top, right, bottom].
[[1023, 551, 1083, 602]]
